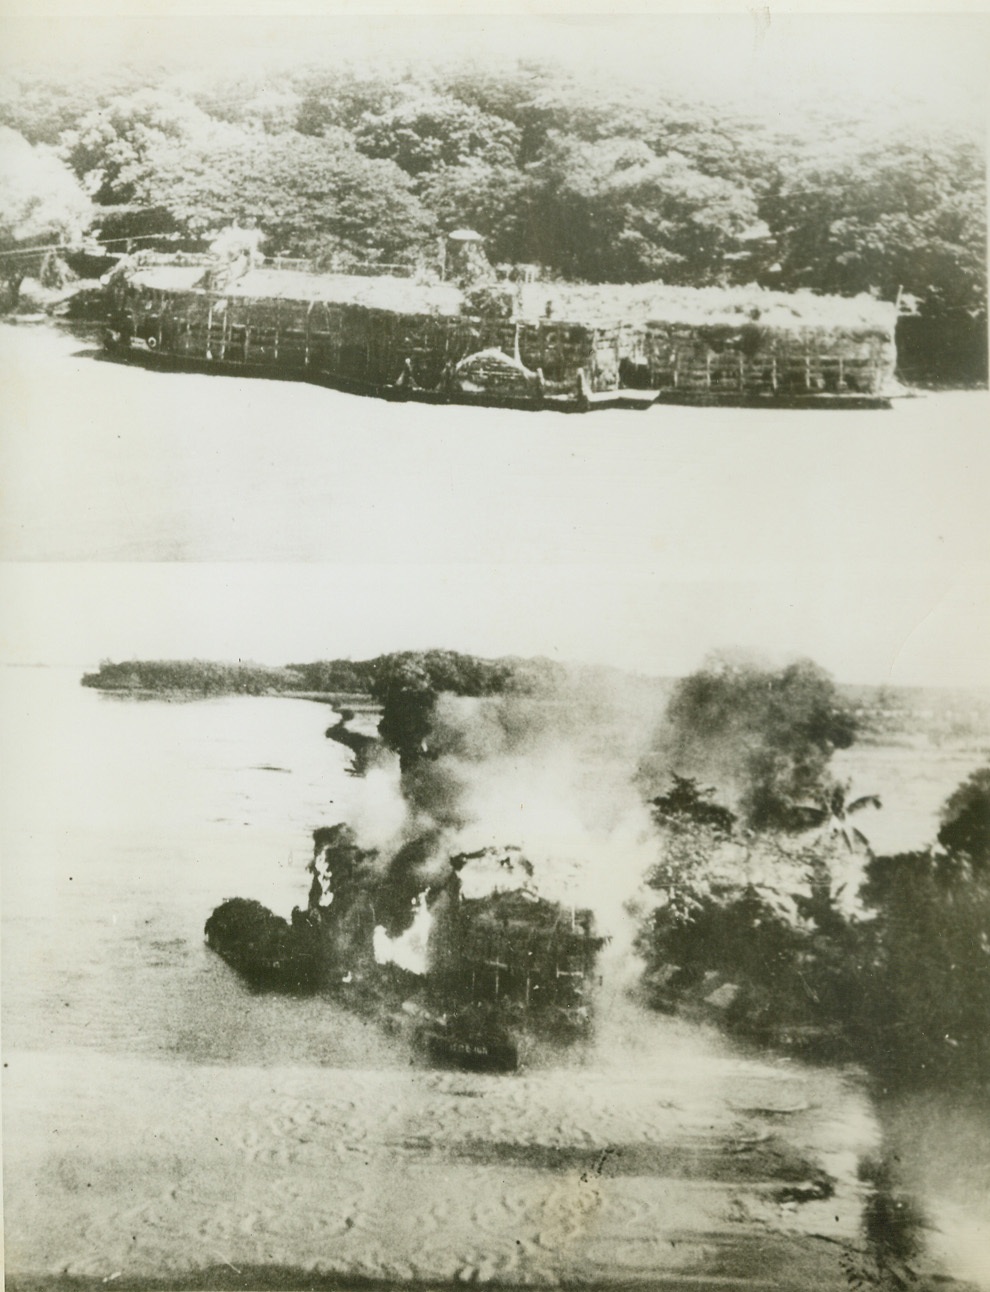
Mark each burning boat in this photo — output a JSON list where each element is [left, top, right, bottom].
[[429, 855, 606, 1033], [103, 228, 897, 412], [405, 848, 607, 1069], [205, 829, 607, 1071]]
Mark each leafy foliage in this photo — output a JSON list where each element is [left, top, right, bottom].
[[130, 125, 435, 258], [787, 779, 882, 852], [80, 649, 568, 774], [640, 765, 990, 1090], [286, 659, 376, 694], [353, 91, 521, 177], [523, 134, 758, 284], [858, 845, 990, 1085], [937, 765, 990, 869], [651, 774, 737, 834], [0, 68, 148, 147], [294, 66, 408, 138], [59, 89, 216, 204], [417, 160, 530, 262], [79, 658, 300, 695], [368, 650, 565, 772], [2, 58, 983, 373], [764, 127, 986, 315], [0, 127, 91, 251]]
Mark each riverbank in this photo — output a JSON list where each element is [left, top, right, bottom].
[[76, 657, 990, 752], [89, 684, 367, 708]]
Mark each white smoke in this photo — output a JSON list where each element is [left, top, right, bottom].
[[414, 687, 663, 972], [338, 761, 409, 855], [373, 891, 434, 974], [338, 674, 668, 990]]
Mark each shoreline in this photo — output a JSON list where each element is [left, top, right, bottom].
[[84, 683, 376, 708]]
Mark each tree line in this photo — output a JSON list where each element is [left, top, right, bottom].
[[80, 649, 567, 703], [1, 59, 985, 380]]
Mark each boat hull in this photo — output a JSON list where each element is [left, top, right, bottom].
[[651, 389, 892, 411], [416, 1019, 521, 1073], [102, 333, 892, 412], [103, 332, 603, 413]]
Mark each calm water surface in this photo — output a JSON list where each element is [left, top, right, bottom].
[[1, 666, 391, 1066], [2, 321, 988, 564]]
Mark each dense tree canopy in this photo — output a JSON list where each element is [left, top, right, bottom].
[[0, 127, 91, 251], [764, 126, 986, 314], [525, 134, 759, 283], [859, 771, 990, 1086], [0, 57, 984, 375], [0, 68, 148, 147], [640, 741, 990, 1090], [60, 89, 215, 204], [131, 125, 434, 258], [937, 766, 990, 869], [353, 92, 521, 176]]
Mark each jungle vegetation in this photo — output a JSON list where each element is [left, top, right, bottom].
[[638, 661, 990, 1090], [1, 56, 985, 381]]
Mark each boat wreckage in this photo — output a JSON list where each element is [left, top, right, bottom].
[[104, 228, 898, 412], [204, 826, 607, 1071]]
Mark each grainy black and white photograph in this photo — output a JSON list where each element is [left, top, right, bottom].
[[1, 5, 988, 1291]]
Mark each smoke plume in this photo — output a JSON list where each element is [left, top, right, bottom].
[[328, 665, 671, 986]]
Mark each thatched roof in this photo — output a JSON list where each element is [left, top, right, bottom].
[[133, 265, 463, 315], [515, 282, 897, 334], [130, 263, 896, 337]]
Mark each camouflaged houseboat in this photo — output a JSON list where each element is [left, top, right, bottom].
[[103, 233, 898, 411]]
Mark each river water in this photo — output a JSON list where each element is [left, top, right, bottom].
[[2, 321, 988, 574], [2, 667, 987, 1288]]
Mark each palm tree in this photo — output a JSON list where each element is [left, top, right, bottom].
[[791, 779, 882, 852]]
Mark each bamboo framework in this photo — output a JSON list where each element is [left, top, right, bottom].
[[106, 260, 898, 408]]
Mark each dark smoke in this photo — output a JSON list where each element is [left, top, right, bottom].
[[639, 651, 857, 830], [312, 656, 675, 982]]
